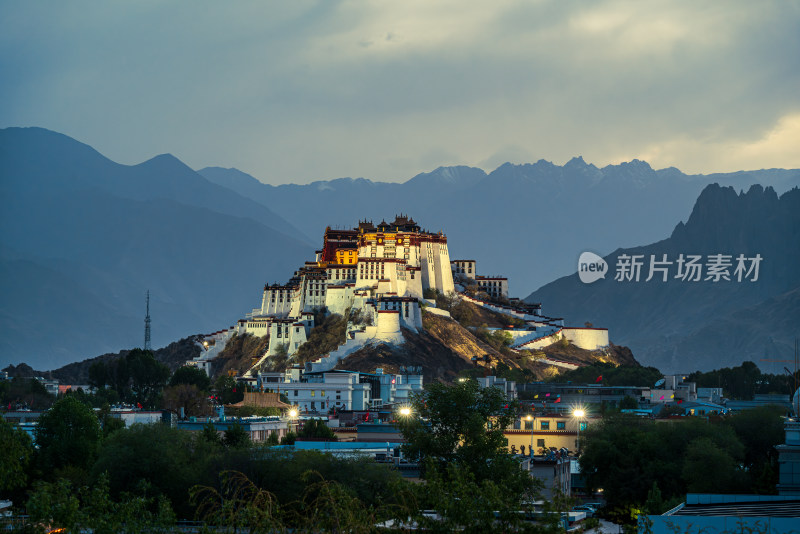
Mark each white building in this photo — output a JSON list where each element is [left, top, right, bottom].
[[451, 259, 477, 281], [191, 216, 455, 375], [257, 368, 424, 415], [475, 275, 509, 300]]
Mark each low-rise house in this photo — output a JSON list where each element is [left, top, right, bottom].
[[726, 393, 792, 413], [529, 453, 572, 499], [506, 413, 588, 455], [177, 416, 289, 443], [477, 375, 517, 400]]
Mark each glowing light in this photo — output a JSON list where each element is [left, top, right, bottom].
[[399, 406, 412, 416], [288, 409, 298, 418], [574, 409, 585, 418]]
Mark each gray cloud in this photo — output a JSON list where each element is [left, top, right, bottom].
[[1, 0, 798, 184]]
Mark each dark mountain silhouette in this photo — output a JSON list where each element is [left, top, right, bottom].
[[3, 126, 798, 373], [526, 184, 800, 372], [0, 128, 314, 370], [199, 160, 799, 296]]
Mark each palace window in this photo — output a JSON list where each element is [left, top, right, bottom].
[[540, 421, 550, 430], [557, 421, 566, 430]]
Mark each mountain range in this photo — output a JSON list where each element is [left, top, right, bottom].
[[199, 160, 799, 296], [527, 184, 800, 372], [1, 126, 798, 371], [0, 127, 314, 369]]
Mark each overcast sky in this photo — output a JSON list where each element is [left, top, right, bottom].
[[1, 1, 798, 184]]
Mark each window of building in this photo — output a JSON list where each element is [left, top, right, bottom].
[[537, 439, 545, 448], [524, 420, 533, 430], [294, 390, 298, 396], [579, 422, 588, 431], [540, 421, 550, 430], [310, 391, 315, 397], [556, 421, 566, 430], [321, 391, 325, 397]]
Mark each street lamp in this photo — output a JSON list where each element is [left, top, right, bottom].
[[526, 414, 535, 457], [573, 408, 585, 454], [399, 406, 412, 417], [287, 407, 299, 435]]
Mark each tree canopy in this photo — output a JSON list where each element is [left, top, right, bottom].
[[35, 396, 102, 476], [578, 413, 760, 522], [0, 417, 34, 497], [169, 365, 211, 392]]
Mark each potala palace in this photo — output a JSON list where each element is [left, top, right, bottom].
[[189, 215, 610, 376]]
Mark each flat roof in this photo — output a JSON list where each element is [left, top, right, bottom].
[[673, 501, 800, 518]]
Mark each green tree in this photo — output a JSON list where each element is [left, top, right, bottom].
[[0, 377, 53, 409], [26, 473, 176, 534], [91, 423, 215, 519], [162, 384, 213, 417], [0, 418, 34, 497], [579, 414, 747, 523], [619, 395, 638, 410], [88, 360, 110, 390], [723, 404, 785, 492], [226, 450, 413, 527], [280, 431, 296, 445], [292, 471, 389, 533], [169, 365, 211, 392], [35, 396, 102, 477], [201, 421, 222, 445], [126, 349, 171, 407], [297, 419, 337, 441], [26, 478, 80, 532], [682, 437, 746, 493], [97, 403, 125, 438], [214, 375, 244, 405], [190, 470, 282, 532], [224, 422, 251, 448], [548, 362, 663, 388], [398, 380, 539, 506]]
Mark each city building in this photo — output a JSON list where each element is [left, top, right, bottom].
[[475, 275, 509, 300], [450, 259, 476, 280], [477, 375, 518, 400], [506, 413, 588, 454], [644, 494, 800, 534], [776, 419, 800, 495], [177, 416, 289, 443], [529, 454, 572, 499], [257, 368, 423, 415]]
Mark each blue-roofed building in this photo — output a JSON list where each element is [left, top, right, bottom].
[[642, 494, 800, 534]]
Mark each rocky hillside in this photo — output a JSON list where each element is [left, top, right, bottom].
[[334, 308, 641, 382]]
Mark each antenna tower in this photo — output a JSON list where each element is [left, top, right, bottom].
[[144, 290, 152, 351]]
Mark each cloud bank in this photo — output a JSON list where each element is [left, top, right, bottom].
[[1, 0, 798, 183]]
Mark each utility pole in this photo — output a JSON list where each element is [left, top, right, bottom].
[[144, 290, 152, 351]]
